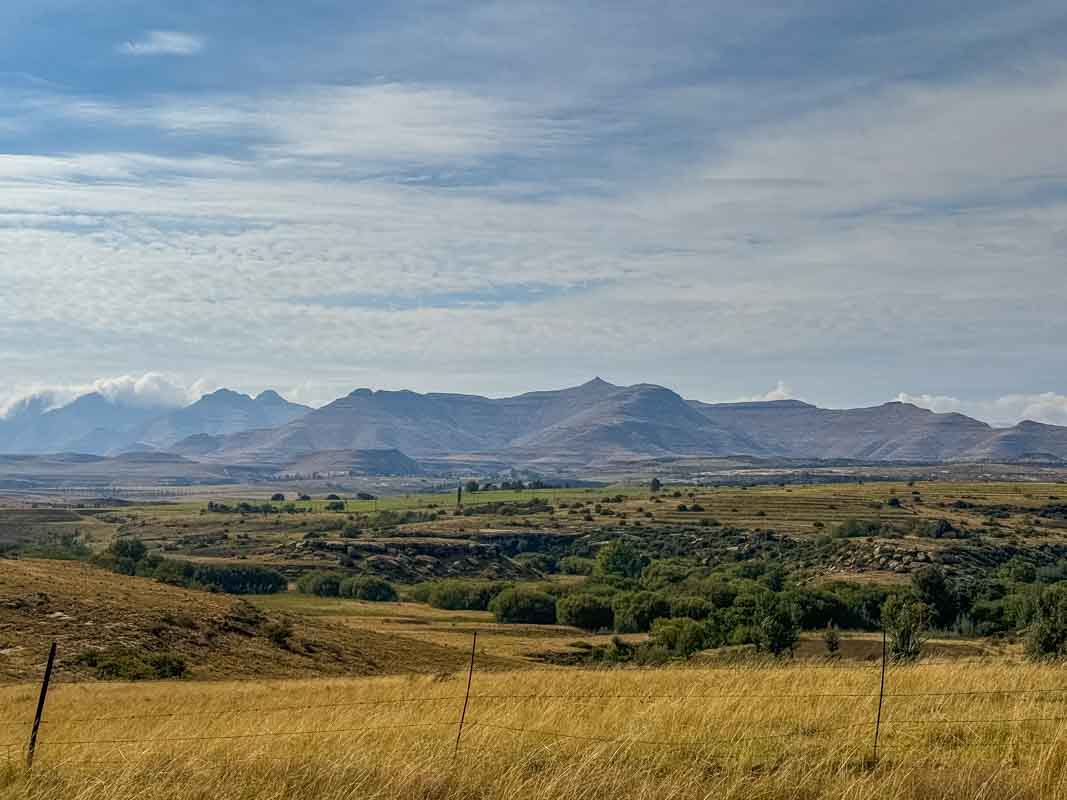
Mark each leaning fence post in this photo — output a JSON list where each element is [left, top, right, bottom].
[[872, 627, 887, 765], [453, 631, 477, 760], [26, 640, 57, 770]]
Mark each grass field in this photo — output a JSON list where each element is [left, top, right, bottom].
[[3, 660, 1067, 799]]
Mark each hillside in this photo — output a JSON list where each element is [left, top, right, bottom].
[[188, 379, 1067, 467], [0, 389, 310, 457], [5, 379, 1067, 469], [0, 559, 497, 682]]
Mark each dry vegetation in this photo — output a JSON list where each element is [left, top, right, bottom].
[[3, 661, 1067, 799]]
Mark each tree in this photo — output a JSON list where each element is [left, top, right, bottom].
[[595, 540, 645, 579], [883, 596, 928, 662], [557, 594, 614, 631], [650, 478, 662, 493], [464, 480, 480, 494], [751, 597, 800, 657], [911, 566, 957, 629], [271, 493, 286, 502]]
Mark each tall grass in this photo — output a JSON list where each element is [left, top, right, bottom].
[[2, 661, 1067, 799]]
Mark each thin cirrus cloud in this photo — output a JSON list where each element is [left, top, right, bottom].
[[117, 31, 204, 57]]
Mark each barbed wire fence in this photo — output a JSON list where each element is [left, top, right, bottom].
[[4, 635, 1067, 775]]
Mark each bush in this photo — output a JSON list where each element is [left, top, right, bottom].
[[420, 580, 509, 611], [1027, 584, 1067, 660], [883, 596, 928, 662], [297, 571, 345, 597], [650, 617, 716, 658], [670, 596, 712, 621], [612, 591, 671, 633], [489, 588, 557, 624], [109, 537, 147, 562], [325, 501, 346, 512], [595, 540, 646, 579], [559, 556, 595, 575], [557, 594, 614, 631], [76, 648, 186, 680], [340, 576, 397, 602]]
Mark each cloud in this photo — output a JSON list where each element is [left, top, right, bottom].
[[897, 392, 1067, 427], [118, 31, 204, 57], [740, 382, 796, 402], [0, 373, 205, 419]]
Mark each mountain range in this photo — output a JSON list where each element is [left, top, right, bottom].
[[2, 378, 1066, 470]]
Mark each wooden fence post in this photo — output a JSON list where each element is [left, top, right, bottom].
[[453, 632, 477, 760], [26, 641, 57, 770], [872, 627, 887, 765]]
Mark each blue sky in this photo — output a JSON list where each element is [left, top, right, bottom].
[[1, 1, 1066, 425]]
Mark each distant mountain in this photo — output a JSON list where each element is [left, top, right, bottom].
[[5, 378, 1067, 468], [0, 388, 310, 455], [136, 389, 311, 449], [193, 379, 1067, 467], [0, 393, 170, 455], [192, 379, 760, 464], [687, 399, 997, 461]]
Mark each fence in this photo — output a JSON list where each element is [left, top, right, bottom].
[[3, 634, 1067, 776]]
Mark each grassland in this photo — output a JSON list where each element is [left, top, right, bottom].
[[4, 661, 1067, 799]]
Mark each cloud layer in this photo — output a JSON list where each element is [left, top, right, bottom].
[[118, 31, 204, 57], [0, 2, 1065, 406]]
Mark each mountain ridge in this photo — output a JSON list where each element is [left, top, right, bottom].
[[3, 379, 1066, 467]]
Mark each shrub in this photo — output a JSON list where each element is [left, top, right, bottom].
[[422, 580, 509, 611], [670, 596, 712, 621], [595, 540, 646, 579], [650, 617, 715, 658], [559, 556, 595, 576], [489, 588, 557, 624], [557, 594, 614, 631], [109, 537, 147, 562], [612, 591, 671, 633], [340, 576, 397, 602], [76, 648, 186, 680], [822, 624, 841, 655], [883, 596, 928, 662], [325, 501, 346, 512], [296, 571, 345, 597], [1027, 584, 1067, 660], [263, 621, 294, 647]]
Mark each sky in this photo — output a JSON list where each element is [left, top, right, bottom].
[[1, 1, 1066, 426]]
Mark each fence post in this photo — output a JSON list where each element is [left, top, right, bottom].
[[872, 627, 887, 765], [453, 631, 477, 760], [26, 640, 57, 770]]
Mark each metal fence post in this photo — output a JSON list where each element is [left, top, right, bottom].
[[453, 632, 477, 760], [872, 627, 887, 765], [26, 641, 57, 770]]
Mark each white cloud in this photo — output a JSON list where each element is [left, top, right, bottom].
[[740, 382, 796, 402], [118, 31, 204, 57], [897, 392, 1067, 427], [0, 373, 205, 419]]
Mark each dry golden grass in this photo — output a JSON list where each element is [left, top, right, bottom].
[[3, 660, 1067, 799]]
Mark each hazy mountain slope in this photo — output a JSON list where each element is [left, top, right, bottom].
[[686, 399, 1067, 461], [958, 421, 1067, 461], [200, 379, 765, 463], [135, 389, 311, 449], [510, 383, 764, 458], [0, 393, 170, 455]]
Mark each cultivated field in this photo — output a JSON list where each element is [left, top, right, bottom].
[[3, 661, 1067, 799]]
